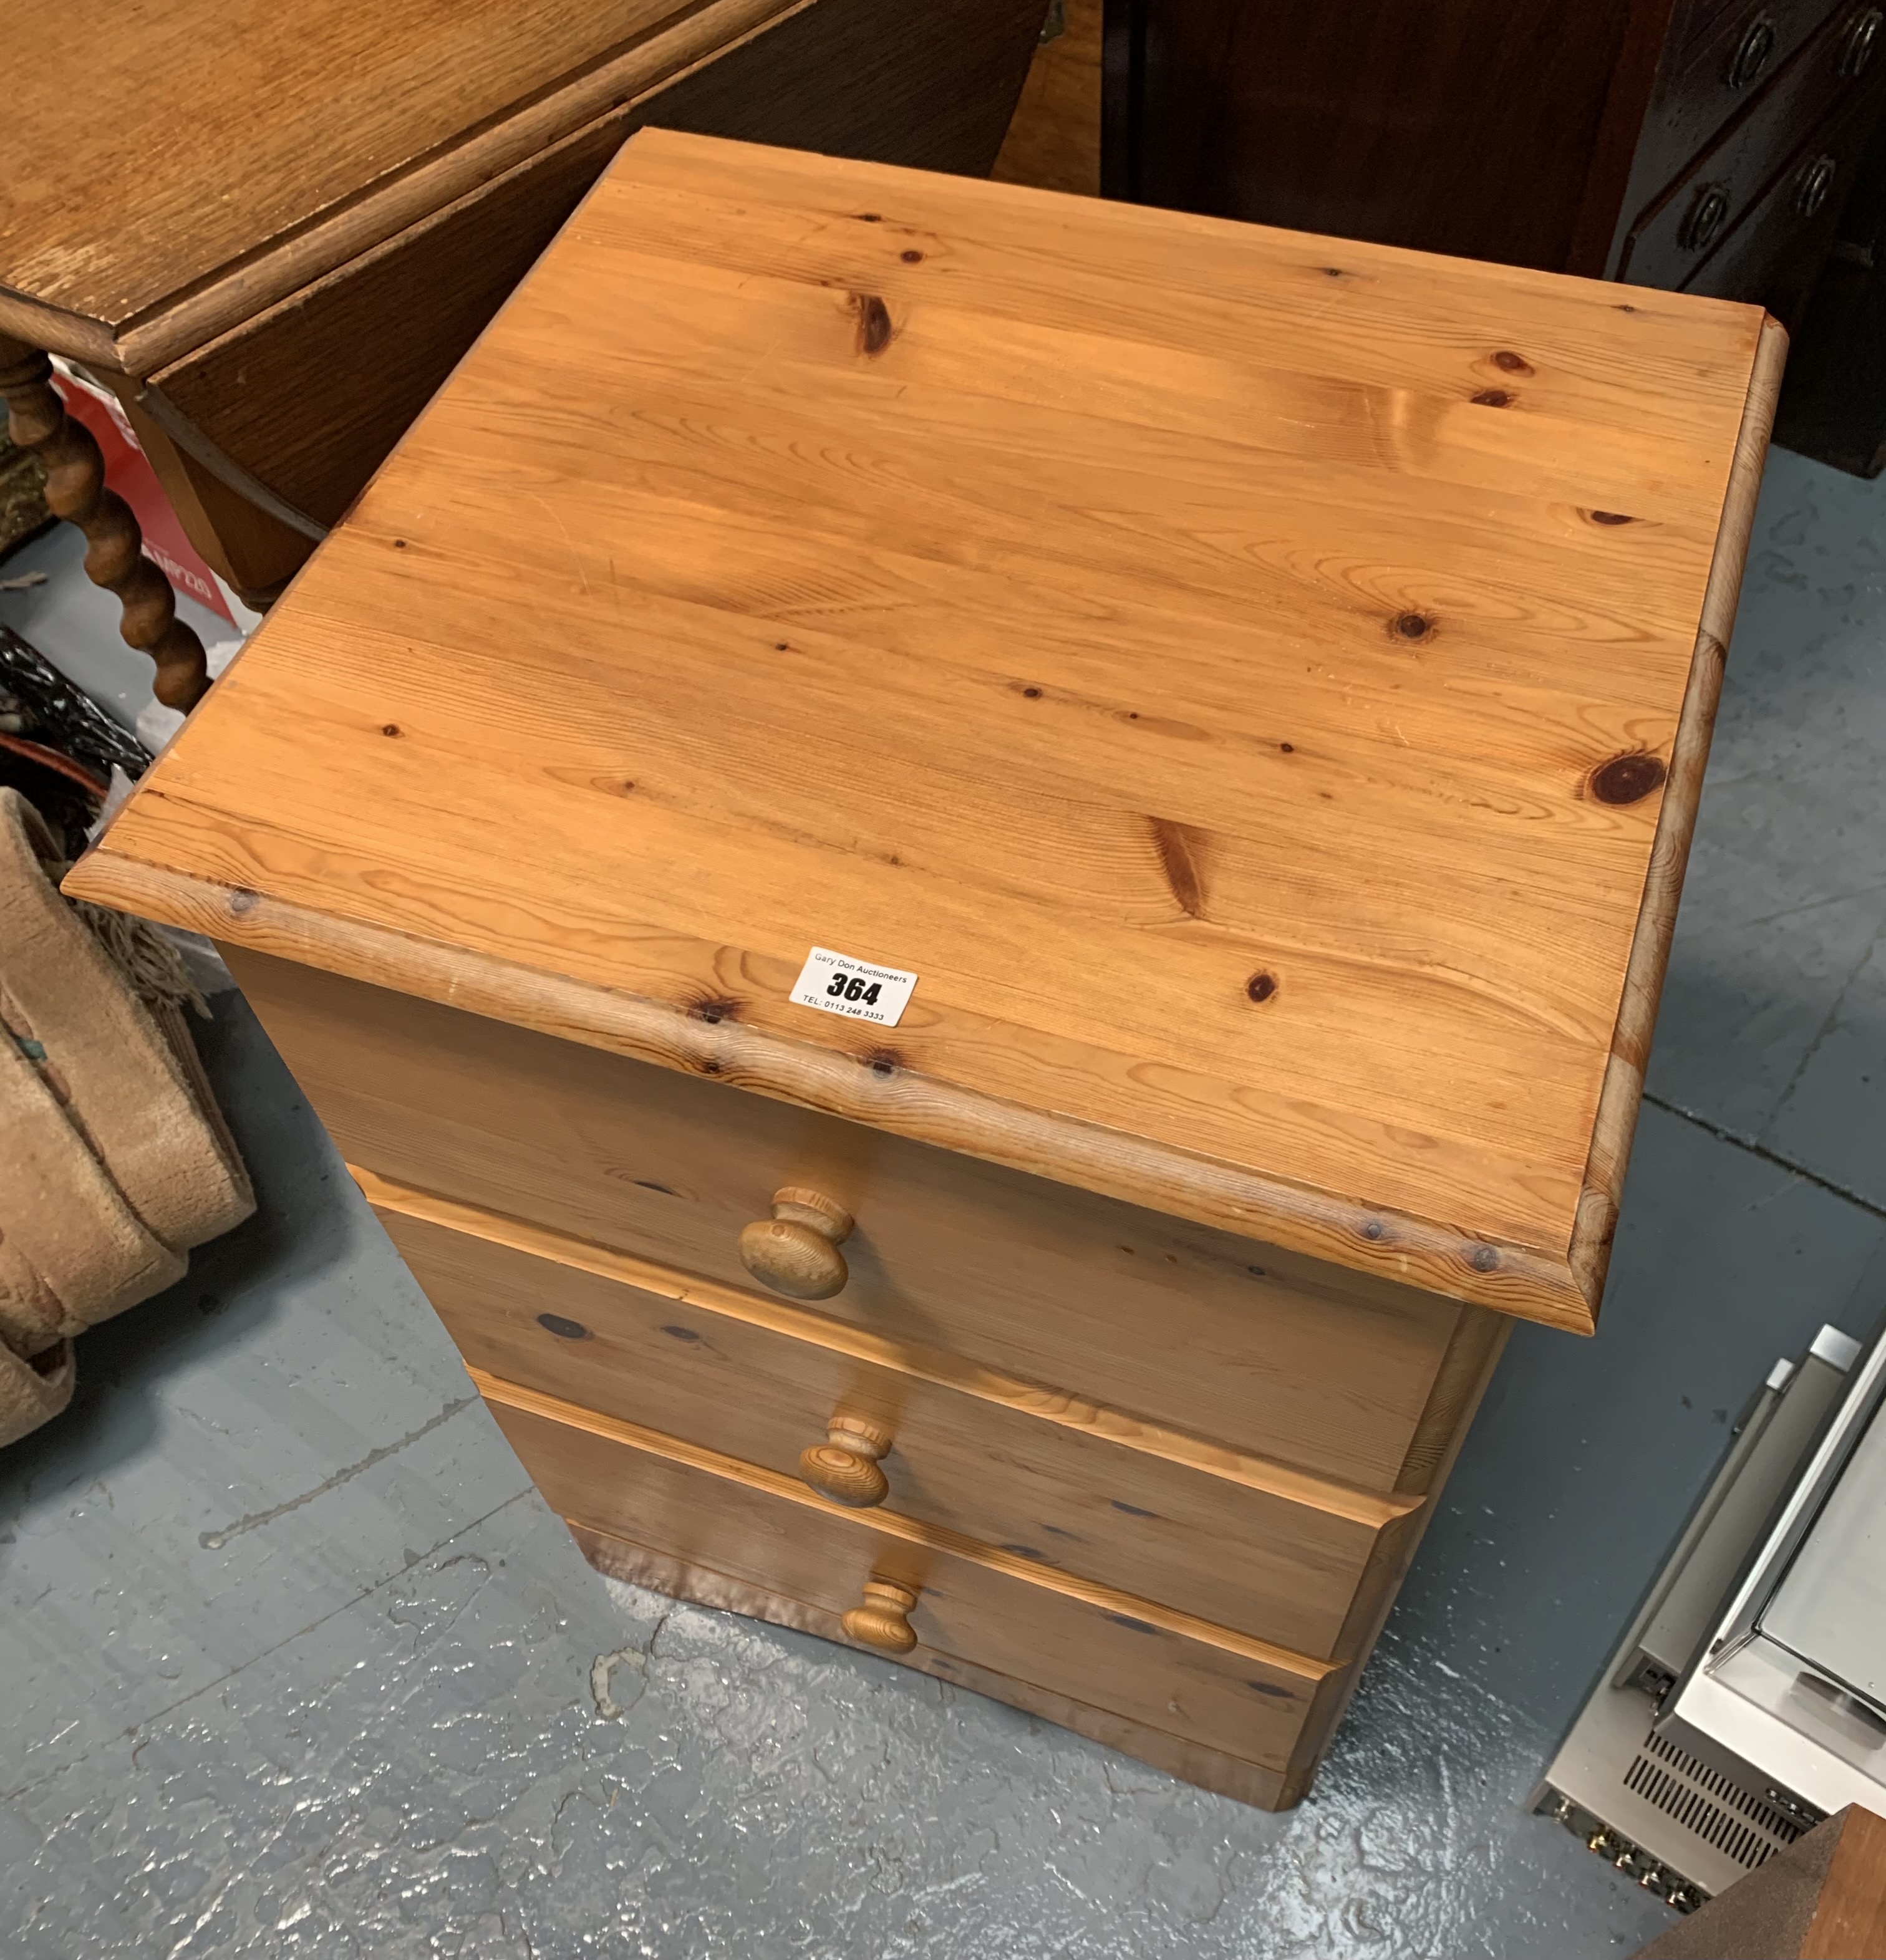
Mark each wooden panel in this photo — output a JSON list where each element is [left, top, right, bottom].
[[1619, 7, 1885, 287], [371, 1180, 1424, 1655], [74, 135, 1785, 1335], [1636, 1803, 1886, 1958], [225, 944, 1477, 1493], [144, 0, 1048, 536], [1118, 0, 1645, 269], [1, 0, 742, 328], [570, 1520, 1297, 1805], [480, 1374, 1348, 1780], [994, 0, 1103, 198], [1804, 1805, 1886, 1960]]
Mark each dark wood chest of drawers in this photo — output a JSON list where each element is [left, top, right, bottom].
[[1106, 0, 1886, 326]]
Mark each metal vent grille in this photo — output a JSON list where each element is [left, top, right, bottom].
[[1623, 1732, 1802, 1873]]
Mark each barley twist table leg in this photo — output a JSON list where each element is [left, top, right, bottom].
[[0, 335, 208, 712]]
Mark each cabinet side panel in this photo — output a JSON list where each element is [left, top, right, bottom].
[[1124, 0, 1634, 269]]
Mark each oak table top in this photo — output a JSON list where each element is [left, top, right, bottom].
[[68, 130, 1785, 1333], [0, 0, 812, 370]]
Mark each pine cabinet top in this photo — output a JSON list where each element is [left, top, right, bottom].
[[71, 132, 1785, 1331]]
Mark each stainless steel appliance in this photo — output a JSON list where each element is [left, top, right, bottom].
[[1533, 1321, 1874, 1908]]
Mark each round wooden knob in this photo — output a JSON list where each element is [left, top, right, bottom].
[[841, 1577, 919, 1654], [738, 1186, 853, 1299], [799, 1415, 893, 1507]]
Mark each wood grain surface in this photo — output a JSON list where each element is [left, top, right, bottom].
[[1570, 310, 1786, 1305], [478, 1370, 1347, 1777], [70, 133, 1782, 1329], [1118, 0, 1655, 270], [136, 0, 1047, 532], [569, 1521, 1300, 1805], [0, 0, 779, 337], [370, 1176, 1423, 1654], [221, 946, 1485, 1492], [993, 0, 1101, 196]]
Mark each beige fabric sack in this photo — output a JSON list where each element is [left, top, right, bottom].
[[0, 786, 253, 1445]]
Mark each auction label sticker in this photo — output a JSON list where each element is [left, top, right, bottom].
[[789, 946, 917, 1027]]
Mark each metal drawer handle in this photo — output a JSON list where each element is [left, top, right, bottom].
[[1797, 153, 1839, 219], [800, 1414, 894, 1507], [1681, 182, 1734, 251], [1839, 6, 1884, 77], [1729, 14, 1777, 87], [842, 1577, 919, 1653], [738, 1185, 852, 1299]]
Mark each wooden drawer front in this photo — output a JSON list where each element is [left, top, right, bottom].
[[1680, 78, 1886, 305], [481, 1376, 1345, 1778], [1621, 2, 1885, 287], [372, 1185, 1421, 1658], [1631, 0, 1862, 221], [229, 949, 1477, 1494]]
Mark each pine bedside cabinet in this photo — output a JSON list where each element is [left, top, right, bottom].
[[67, 131, 1784, 1809]]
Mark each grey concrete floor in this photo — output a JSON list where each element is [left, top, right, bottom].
[[2, 443, 1884, 1958]]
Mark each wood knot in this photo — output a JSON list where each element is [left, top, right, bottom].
[[381, 723, 402, 737], [228, 887, 261, 915], [1390, 611, 1434, 641], [862, 1046, 901, 1077], [1361, 1219, 1386, 1242], [690, 997, 740, 1025], [1149, 816, 1206, 919], [1279, 740, 1294, 753], [1589, 752, 1667, 804], [1021, 685, 1042, 699], [855, 211, 883, 223], [392, 538, 408, 549], [1491, 350, 1534, 375], [853, 292, 894, 357], [901, 249, 924, 263], [659, 1324, 702, 1343], [1469, 1244, 1501, 1273], [1471, 389, 1515, 408], [1587, 509, 1635, 526], [1245, 971, 1277, 1003], [536, 1313, 590, 1341]]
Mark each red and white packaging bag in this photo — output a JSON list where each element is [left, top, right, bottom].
[[49, 364, 238, 628], [47, 362, 255, 749]]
